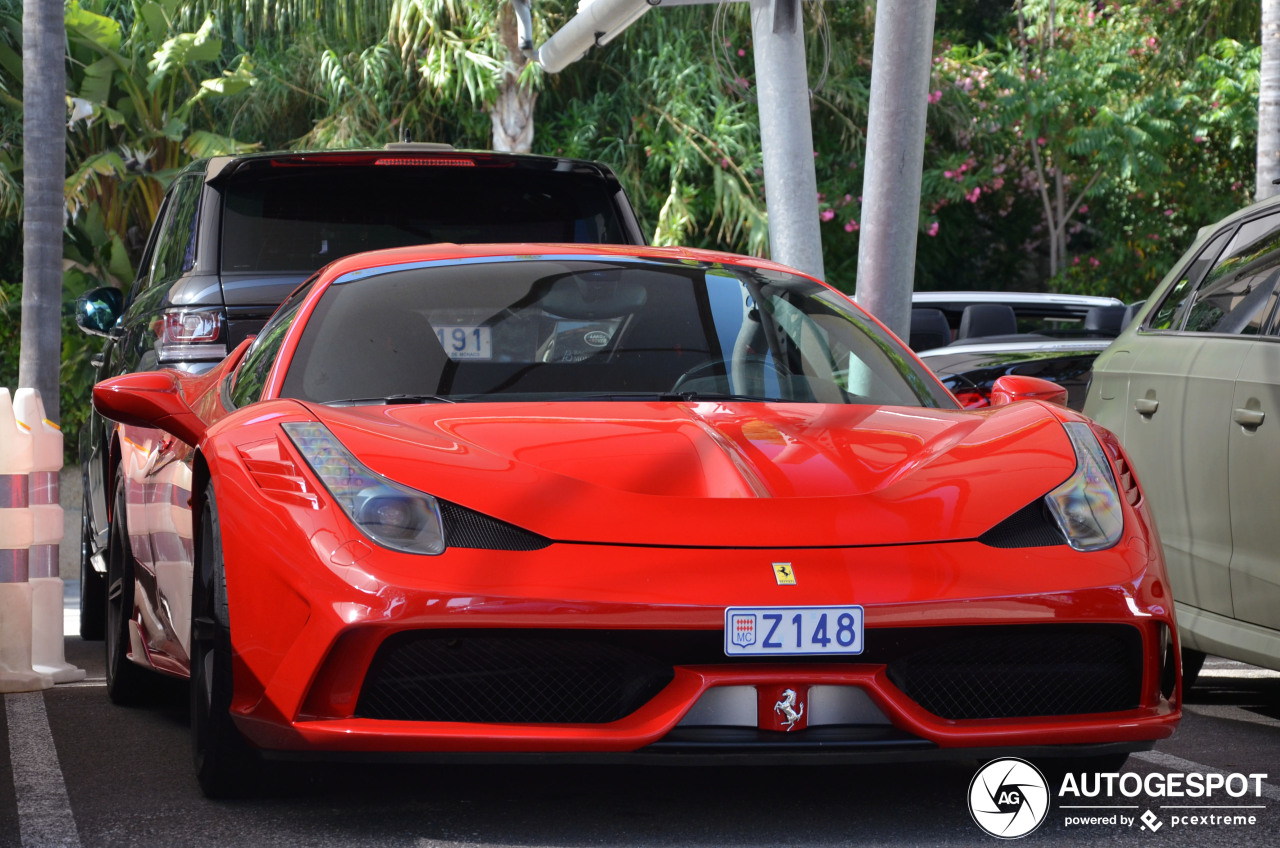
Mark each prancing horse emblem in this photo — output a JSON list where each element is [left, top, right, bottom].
[[774, 688, 805, 731]]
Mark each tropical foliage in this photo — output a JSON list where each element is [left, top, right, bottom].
[[0, 0, 1266, 453]]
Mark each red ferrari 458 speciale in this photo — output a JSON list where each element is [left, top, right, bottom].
[[91, 243, 1181, 797]]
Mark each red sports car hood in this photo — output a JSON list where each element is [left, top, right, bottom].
[[305, 401, 1076, 548]]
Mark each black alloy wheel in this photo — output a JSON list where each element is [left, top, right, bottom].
[[190, 484, 259, 798], [79, 484, 106, 639], [105, 472, 155, 704]]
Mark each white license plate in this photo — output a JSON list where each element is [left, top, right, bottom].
[[724, 606, 864, 656], [435, 325, 492, 360]]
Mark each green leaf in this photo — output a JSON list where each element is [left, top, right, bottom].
[[78, 57, 117, 107], [0, 40, 21, 84], [149, 18, 224, 91], [65, 0, 122, 53], [182, 130, 261, 158], [107, 236, 134, 287], [138, 2, 171, 45], [160, 116, 187, 141]]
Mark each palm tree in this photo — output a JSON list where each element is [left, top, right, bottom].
[[18, 0, 65, 423]]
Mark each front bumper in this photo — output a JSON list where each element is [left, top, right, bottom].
[[218, 522, 1181, 758]]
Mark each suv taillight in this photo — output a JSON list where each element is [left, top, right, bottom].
[[156, 306, 228, 363]]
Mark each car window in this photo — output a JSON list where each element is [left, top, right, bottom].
[[1147, 229, 1232, 331], [1182, 214, 1280, 335], [221, 166, 628, 274], [228, 280, 315, 408], [149, 176, 202, 287], [280, 258, 954, 409], [130, 191, 175, 296]]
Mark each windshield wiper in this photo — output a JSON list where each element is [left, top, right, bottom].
[[555, 391, 782, 403], [666, 391, 782, 403], [323, 393, 458, 406]]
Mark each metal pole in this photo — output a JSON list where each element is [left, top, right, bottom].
[[855, 0, 936, 341], [749, 0, 824, 280]]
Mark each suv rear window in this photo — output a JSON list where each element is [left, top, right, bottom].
[[221, 164, 629, 274]]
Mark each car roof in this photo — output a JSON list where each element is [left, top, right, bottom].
[[194, 146, 622, 184]]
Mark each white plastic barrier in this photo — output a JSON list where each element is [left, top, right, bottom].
[[14, 389, 85, 683], [0, 389, 53, 692]]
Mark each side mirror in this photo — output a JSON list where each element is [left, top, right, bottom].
[[990, 374, 1069, 408], [75, 286, 125, 337], [92, 371, 207, 447]]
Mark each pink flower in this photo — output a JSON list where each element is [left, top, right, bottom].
[[1193, 136, 1207, 143], [926, 221, 939, 237], [845, 221, 859, 233], [1037, 137, 1047, 146], [720, 158, 730, 169], [1164, 209, 1175, 217], [966, 187, 982, 203], [927, 90, 943, 104], [820, 209, 835, 222], [1147, 37, 1157, 48], [992, 177, 1004, 190], [944, 170, 954, 179], [1078, 204, 1089, 214], [1073, 256, 1081, 265], [843, 194, 852, 203], [738, 49, 746, 57], [1089, 257, 1100, 268]]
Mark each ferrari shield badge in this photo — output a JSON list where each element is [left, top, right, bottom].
[[730, 613, 757, 648], [757, 683, 809, 732], [772, 562, 796, 585]]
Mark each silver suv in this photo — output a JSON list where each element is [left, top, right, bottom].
[[1084, 196, 1280, 683]]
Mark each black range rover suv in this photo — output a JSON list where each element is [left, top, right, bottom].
[[74, 145, 647, 638]]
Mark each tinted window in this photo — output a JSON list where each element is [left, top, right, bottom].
[[1182, 214, 1280, 335], [150, 176, 202, 286], [221, 165, 628, 274], [228, 281, 314, 407], [1147, 229, 1231, 331], [280, 257, 952, 409]]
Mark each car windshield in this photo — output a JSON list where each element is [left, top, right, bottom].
[[279, 255, 955, 408], [221, 164, 628, 274]]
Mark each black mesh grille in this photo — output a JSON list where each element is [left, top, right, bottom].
[[356, 632, 674, 723], [439, 501, 550, 551], [886, 624, 1142, 719], [979, 500, 1066, 548]]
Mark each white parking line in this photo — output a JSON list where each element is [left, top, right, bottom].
[[1134, 750, 1280, 802], [5, 693, 82, 848]]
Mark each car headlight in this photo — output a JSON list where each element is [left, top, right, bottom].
[[1044, 422, 1124, 552], [282, 421, 445, 555]]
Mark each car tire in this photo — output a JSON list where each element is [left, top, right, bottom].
[[1181, 648, 1208, 690], [191, 485, 259, 798], [105, 473, 155, 704], [79, 485, 106, 640]]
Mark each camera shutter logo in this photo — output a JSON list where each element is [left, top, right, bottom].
[[968, 758, 1050, 839]]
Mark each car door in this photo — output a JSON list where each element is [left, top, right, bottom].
[[1227, 305, 1280, 634], [1113, 217, 1280, 620]]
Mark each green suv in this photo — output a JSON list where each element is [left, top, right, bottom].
[[1084, 196, 1280, 684]]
